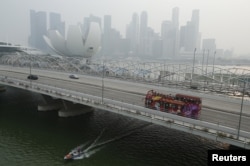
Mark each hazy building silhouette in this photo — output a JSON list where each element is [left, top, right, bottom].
[[179, 9, 200, 53], [147, 27, 161, 58], [172, 7, 180, 57], [83, 15, 102, 39], [126, 13, 139, 56], [49, 12, 65, 37], [29, 10, 47, 51], [202, 38, 216, 54], [26, 8, 217, 60], [191, 9, 201, 50], [161, 7, 180, 58], [152, 39, 162, 58], [102, 15, 112, 57], [161, 21, 175, 58], [139, 11, 148, 57], [102, 15, 125, 58]]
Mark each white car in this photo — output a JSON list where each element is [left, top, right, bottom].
[[69, 74, 79, 79]]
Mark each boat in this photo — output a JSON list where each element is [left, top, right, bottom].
[[64, 145, 86, 160]]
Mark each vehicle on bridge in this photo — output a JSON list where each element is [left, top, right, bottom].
[[69, 74, 79, 79], [27, 74, 38, 80], [145, 90, 202, 119]]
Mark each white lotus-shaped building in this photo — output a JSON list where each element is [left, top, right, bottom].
[[43, 22, 101, 58]]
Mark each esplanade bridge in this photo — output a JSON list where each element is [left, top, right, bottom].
[[1, 45, 250, 149]]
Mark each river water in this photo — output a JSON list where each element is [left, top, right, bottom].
[[0, 86, 226, 166]]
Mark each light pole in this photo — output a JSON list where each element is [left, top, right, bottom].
[[212, 51, 216, 79], [202, 49, 205, 75], [237, 81, 246, 140], [28, 52, 32, 86], [203, 49, 209, 91], [101, 61, 104, 104], [191, 48, 197, 85], [29, 52, 31, 76], [206, 49, 210, 76]]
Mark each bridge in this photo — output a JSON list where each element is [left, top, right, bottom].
[[0, 51, 250, 149]]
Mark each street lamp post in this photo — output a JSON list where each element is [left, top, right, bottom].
[[206, 49, 210, 76], [203, 49, 210, 91], [29, 52, 32, 86], [102, 61, 104, 104], [237, 81, 246, 140], [202, 49, 205, 75], [191, 48, 197, 85], [212, 51, 216, 79], [29, 54, 31, 76]]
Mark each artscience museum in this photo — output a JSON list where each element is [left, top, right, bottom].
[[43, 22, 101, 59]]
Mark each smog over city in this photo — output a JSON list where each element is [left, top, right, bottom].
[[0, 0, 250, 58], [1, 1, 250, 166]]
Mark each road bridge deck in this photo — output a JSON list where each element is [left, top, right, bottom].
[[0, 66, 250, 149]]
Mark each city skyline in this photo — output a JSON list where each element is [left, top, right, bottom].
[[0, 0, 250, 56], [28, 9, 203, 59]]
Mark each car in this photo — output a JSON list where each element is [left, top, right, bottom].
[[27, 74, 38, 80], [69, 74, 79, 79]]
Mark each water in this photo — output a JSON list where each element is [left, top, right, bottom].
[[0, 86, 226, 166]]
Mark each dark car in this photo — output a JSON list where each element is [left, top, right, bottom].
[[27, 74, 38, 80]]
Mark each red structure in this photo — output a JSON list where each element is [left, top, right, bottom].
[[145, 90, 202, 119]]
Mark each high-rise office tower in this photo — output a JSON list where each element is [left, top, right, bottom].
[[172, 7, 179, 29], [126, 13, 139, 55], [104, 15, 111, 34], [172, 7, 180, 57], [161, 7, 180, 58], [49, 12, 65, 37], [139, 11, 148, 57], [161, 20, 175, 58], [103, 15, 112, 56], [83, 15, 102, 39], [202, 38, 216, 53], [191, 9, 200, 50], [29, 10, 47, 51], [179, 9, 200, 52]]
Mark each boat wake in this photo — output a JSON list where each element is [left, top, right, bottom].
[[73, 146, 104, 160], [64, 123, 151, 160]]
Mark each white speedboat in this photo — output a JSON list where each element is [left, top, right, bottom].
[[64, 145, 85, 160]]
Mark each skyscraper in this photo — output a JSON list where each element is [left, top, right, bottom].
[[179, 9, 200, 52], [139, 11, 148, 57], [104, 15, 111, 34], [160, 7, 180, 58], [126, 13, 139, 55], [172, 7, 180, 57], [161, 20, 175, 58], [49, 12, 65, 37], [83, 15, 102, 39], [202, 38, 216, 53], [172, 7, 179, 29], [103, 15, 112, 56], [29, 10, 47, 51], [191, 9, 200, 50]]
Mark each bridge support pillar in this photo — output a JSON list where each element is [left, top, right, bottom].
[[58, 100, 93, 117], [38, 95, 62, 111]]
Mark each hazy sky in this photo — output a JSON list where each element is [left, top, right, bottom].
[[0, 0, 250, 55]]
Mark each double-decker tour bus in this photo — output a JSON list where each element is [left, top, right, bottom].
[[145, 90, 202, 119]]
